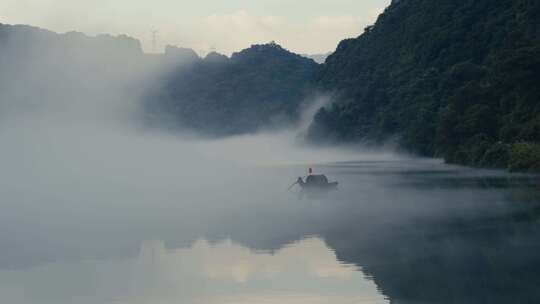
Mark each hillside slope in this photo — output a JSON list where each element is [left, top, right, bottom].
[[308, 0, 540, 170], [148, 43, 319, 136], [0, 24, 318, 136], [0, 23, 159, 122]]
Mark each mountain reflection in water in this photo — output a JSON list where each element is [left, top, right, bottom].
[[2, 159, 540, 304], [0, 238, 386, 304]]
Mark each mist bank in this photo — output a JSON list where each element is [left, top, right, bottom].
[[5, 1, 540, 174], [307, 0, 540, 172], [4, 21, 540, 303], [0, 22, 408, 174], [0, 23, 322, 138], [0, 23, 160, 127]]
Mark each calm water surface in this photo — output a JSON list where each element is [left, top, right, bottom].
[[2, 159, 540, 304]]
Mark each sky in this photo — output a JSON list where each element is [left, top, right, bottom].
[[0, 0, 390, 55]]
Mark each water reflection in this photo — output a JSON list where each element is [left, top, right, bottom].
[[0, 237, 387, 304], [2, 159, 540, 303], [317, 161, 540, 304]]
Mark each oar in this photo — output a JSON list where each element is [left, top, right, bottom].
[[287, 181, 299, 191]]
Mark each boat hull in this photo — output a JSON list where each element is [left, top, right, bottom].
[[300, 182, 338, 192]]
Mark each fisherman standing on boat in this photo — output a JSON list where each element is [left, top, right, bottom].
[[295, 168, 313, 189]]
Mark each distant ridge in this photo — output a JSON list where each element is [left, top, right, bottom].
[[147, 42, 319, 136], [0, 23, 319, 137]]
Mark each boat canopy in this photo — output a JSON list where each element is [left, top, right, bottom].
[[306, 175, 329, 185]]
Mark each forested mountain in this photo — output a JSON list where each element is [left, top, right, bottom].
[[5, 1, 540, 172], [0, 23, 158, 122], [308, 0, 540, 171], [147, 42, 319, 136], [0, 24, 318, 136]]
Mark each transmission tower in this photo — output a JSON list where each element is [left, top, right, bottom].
[[151, 30, 159, 53]]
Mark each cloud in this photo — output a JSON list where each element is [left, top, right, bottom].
[[1, 1, 388, 55], [0, 237, 385, 303], [297, 15, 366, 53], [189, 10, 285, 54], [179, 11, 377, 55], [203, 10, 284, 30], [196, 237, 358, 283], [311, 15, 364, 31]]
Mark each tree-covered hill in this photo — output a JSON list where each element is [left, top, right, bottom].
[[308, 0, 540, 170], [0, 23, 156, 121], [0, 24, 318, 136], [147, 42, 319, 136]]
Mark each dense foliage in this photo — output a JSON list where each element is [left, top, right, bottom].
[[4, 8, 540, 171], [0, 24, 318, 137], [308, 0, 540, 170], [147, 43, 319, 136]]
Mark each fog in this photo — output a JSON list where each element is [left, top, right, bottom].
[[0, 26, 530, 254], [0, 25, 406, 215], [3, 26, 540, 304], [0, 26, 407, 268]]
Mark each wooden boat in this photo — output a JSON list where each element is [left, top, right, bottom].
[[300, 175, 338, 190], [291, 175, 338, 192]]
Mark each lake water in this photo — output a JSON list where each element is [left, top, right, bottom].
[[2, 158, 540, 304]]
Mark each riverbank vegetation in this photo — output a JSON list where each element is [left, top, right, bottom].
[[308, 0, 540, 172]]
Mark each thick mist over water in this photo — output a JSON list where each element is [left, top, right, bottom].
[[0, 30, 405, 213], [0, 30, 405, 270], [4, 29, 540, 304], [0, 29, 529, 257]]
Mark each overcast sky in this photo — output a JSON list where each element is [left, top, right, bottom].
[[0, 0, 390, 55]]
